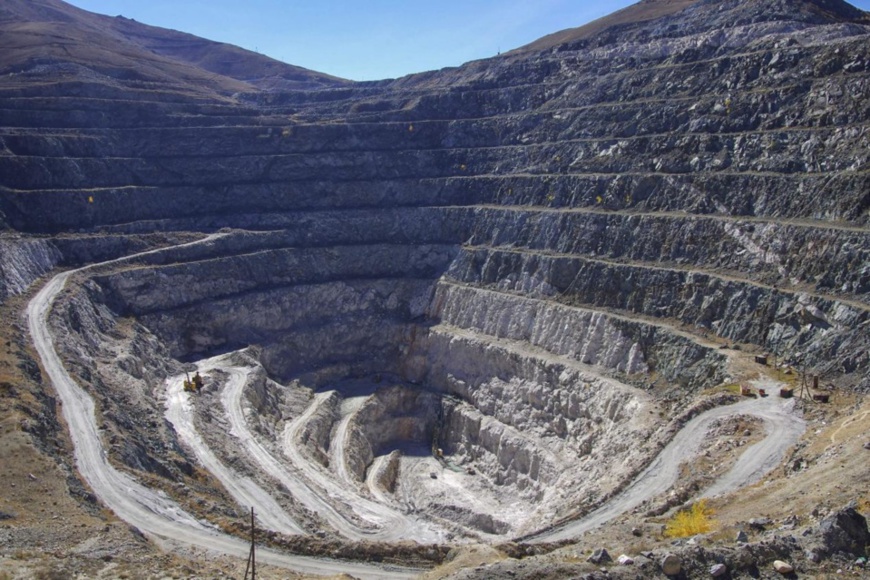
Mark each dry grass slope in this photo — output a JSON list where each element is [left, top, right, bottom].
[[0, 0, 347, 91], [515, 0, 699, 53]]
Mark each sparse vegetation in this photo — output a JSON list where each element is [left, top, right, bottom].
[[33, 566, 68, 580], [664, 500, 717, 538], [704, 382, 742, 396]]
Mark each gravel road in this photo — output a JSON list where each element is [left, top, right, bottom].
[[528, 395, 805, 542], [27, 242, 421, 579], [26, 236, 806, 572], [165, 367, 305, 536]]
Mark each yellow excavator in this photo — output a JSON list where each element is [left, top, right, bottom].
[[183, 371, 204, 393]]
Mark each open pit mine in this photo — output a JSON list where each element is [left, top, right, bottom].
[[1, 0, 869, 578]]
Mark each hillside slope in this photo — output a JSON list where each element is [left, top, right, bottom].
[[518, 0, 870, 53], [0, 0, 347, 93]]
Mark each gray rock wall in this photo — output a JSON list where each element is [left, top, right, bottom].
[[0, 237, 61, 302], [447, 247, 869, 385], [4, 0, 870, 418]]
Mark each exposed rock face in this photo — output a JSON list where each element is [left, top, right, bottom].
[[809, 506, 870, 558], [2, 0, 869, 544], [0, 238, 61, 302], [343, 386, 441, 481], [0, 1, 870, 386]]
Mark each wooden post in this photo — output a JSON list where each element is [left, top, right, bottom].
[[798, 367, 811, 402], [251, 507, 255, 580], [244, 507, 256, 580]]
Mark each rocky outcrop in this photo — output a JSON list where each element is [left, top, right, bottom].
[[343, 386, 440, 481], [805, 506, 870, 559], [0, 237, 61, 301]]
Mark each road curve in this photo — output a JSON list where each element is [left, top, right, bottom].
[[27, 233, 807, 566], [219, 364, 405, 539], [330, 395, 368, 489], [164, 368, 304, 536], [527, 395, 805, 542], [221, 364, 448, 543], [366, 454, 396, 506], [26, 240, 421, 579]]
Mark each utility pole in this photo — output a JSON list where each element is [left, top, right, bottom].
[[243, 507, 256, 580], [797, 365, 811, 403]]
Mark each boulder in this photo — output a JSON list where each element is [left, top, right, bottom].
[[710, 563, 727, 577], [661, 553, 681, 575], [819, 506, 870, 556], [587, 548, 612, 564], [780, 514, 799, 529], [749, 517, 771, 530], [736, 530, 749, 542], [773, 560, 794, 574], [617, 554, 634, 565]]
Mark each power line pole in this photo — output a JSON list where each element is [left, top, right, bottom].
[[243, 507, 256, 580], [797, 365, 811, 403]]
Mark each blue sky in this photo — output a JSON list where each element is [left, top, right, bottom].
[[65, 0, 870, 81]]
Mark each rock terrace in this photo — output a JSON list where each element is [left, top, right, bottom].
[[1, 0, 869, 577]]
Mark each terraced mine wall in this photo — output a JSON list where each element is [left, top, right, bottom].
[[3, 0, 870, 539]]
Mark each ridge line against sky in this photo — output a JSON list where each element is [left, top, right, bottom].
[[65, 0, 870, 81]]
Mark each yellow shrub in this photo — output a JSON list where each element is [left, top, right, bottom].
[[665, 500, 717, 538]]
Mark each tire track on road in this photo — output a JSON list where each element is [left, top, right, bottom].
[[526, 395, 805, 542], [164, 368, 303, 536]]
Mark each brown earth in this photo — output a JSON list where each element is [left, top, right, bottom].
[[516, 0, 699, 53], [0, 0, 347, 93]]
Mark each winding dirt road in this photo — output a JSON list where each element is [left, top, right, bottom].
[[26, 242, 421, 579], [26, 235, 807, 573], [264, 380, 447, 542], [527, 395, 805, 542], [167, 353, 448, 543], [330, 395, 368, 488], [164, 367, 304, 536]]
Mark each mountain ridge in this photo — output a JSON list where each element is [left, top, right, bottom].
[[518, 0, 870, 53], [0, 0, 347, 92]]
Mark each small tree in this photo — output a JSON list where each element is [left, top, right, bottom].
[[664, 499, 717, 538]]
